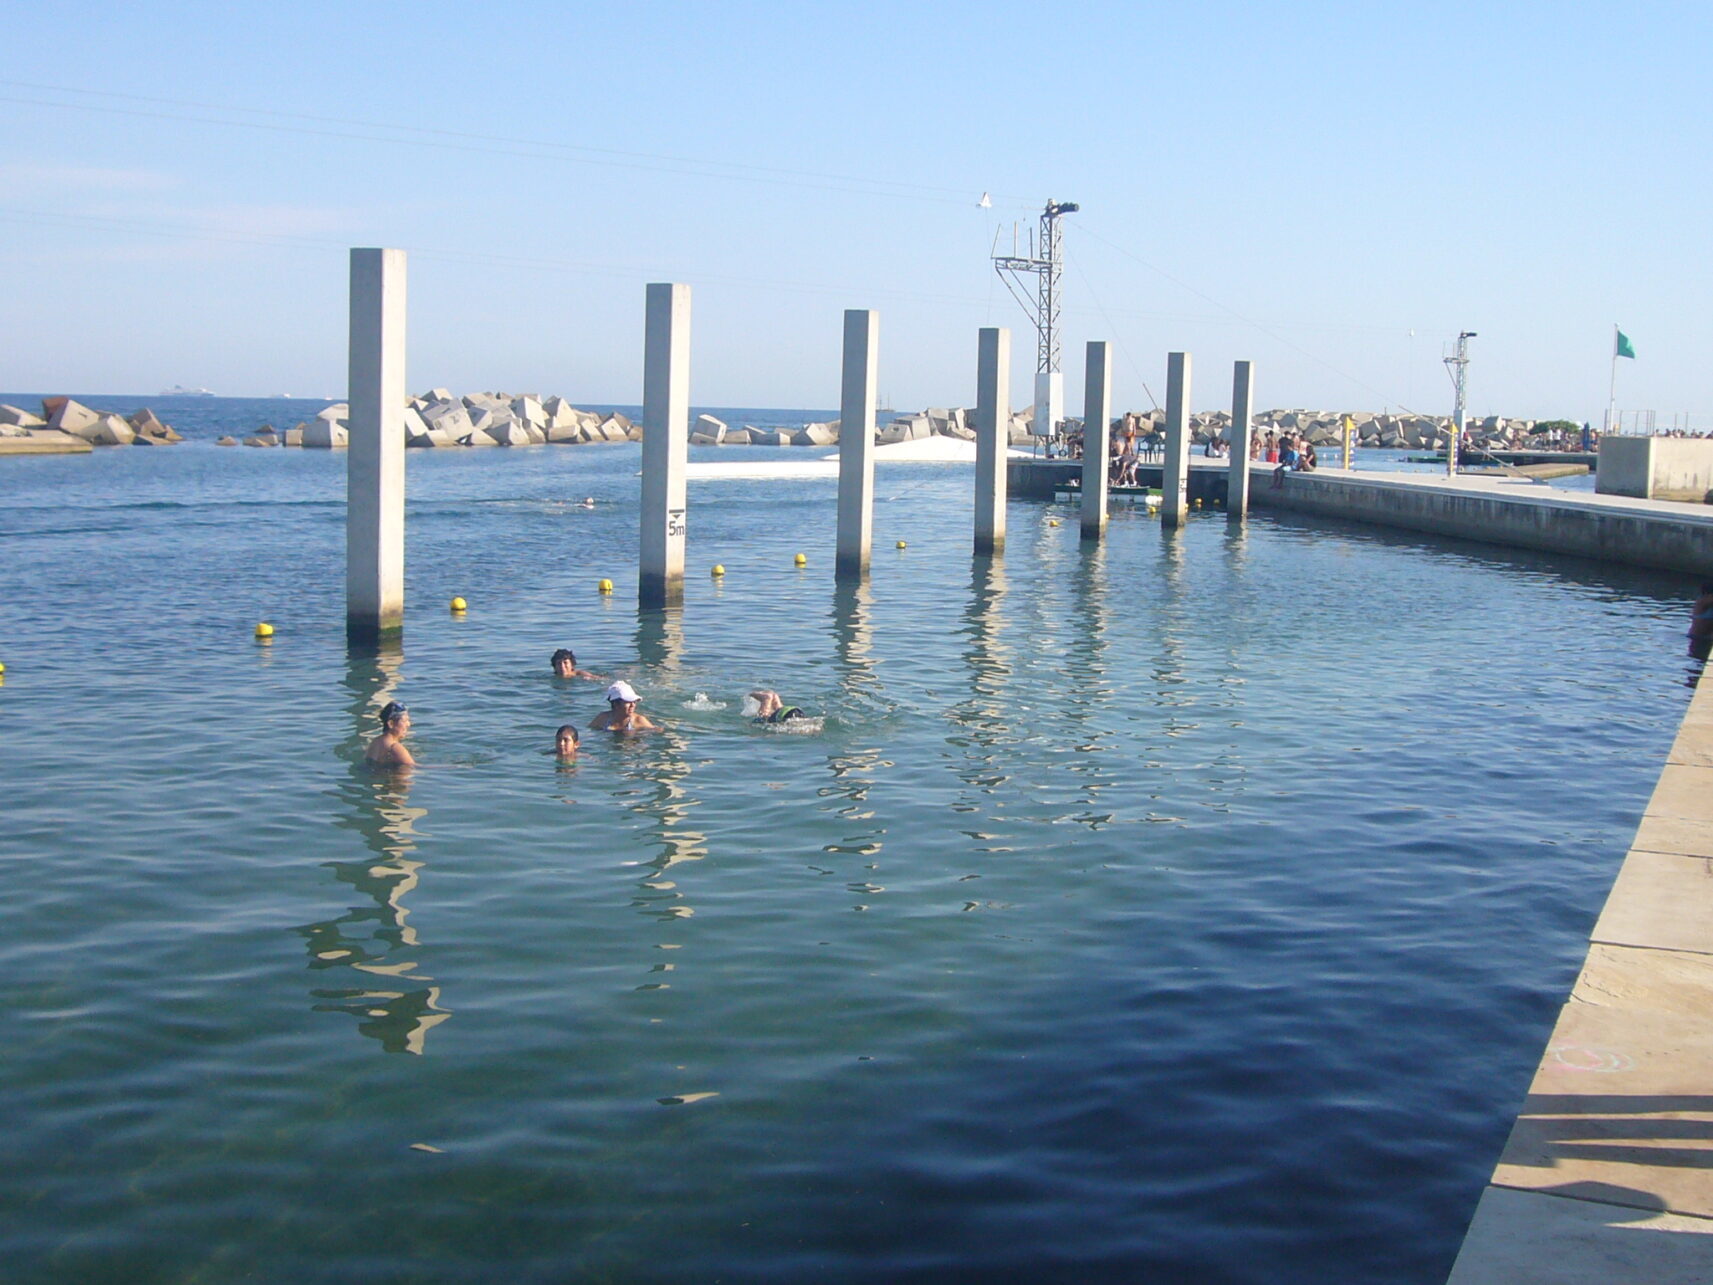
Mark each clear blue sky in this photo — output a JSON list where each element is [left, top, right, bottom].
[[2, 0, 1706, 421]]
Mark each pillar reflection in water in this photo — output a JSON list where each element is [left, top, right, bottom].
[[297, 640, 449, 1055], [1064, 541, 1120, 824], [624, 609, 703, 979], [949, 557, 1016, 827], [1155, 524, 1198, 735], [820, 581, 887, 895]]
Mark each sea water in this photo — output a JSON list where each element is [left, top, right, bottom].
[[0, 425, 1698, 1283]]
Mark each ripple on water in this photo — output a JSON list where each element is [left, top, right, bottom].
[[0, 444, 1697, 1282]]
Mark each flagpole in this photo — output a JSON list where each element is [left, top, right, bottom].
[[1606, 324, 1619, 434]]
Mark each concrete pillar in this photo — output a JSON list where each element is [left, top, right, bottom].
[[1080, 341, 1111, 541], [1161, 351, 1192, 528], [836, 309, 879, 580], [640, 282, 690, 609], [974, 327, 1010, 556], [346, 247, 407, 642], [1228, 359, 1254, 520]]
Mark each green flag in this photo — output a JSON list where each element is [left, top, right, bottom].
[[1615, 329, 1636, 359]]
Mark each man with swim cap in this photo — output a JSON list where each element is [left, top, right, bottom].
[[748, 689, 807, 725], [591, 681, 658, 732], [365, 701, 416, 769]]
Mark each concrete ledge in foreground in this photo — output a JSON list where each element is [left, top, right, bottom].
[[1447, 671, 1713, 1283]]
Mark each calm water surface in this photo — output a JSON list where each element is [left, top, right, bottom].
[[0, 429, 1698, 1283]]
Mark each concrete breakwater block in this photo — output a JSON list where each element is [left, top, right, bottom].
[[302, 420, 348, 448], [0, 404, 46, 428]]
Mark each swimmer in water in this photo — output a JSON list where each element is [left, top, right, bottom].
[[748, 689, 808, 725], [554, 724, 580, 761], [580, 496, 596, 508], [550, 648, 603, 681], [591, 681, 658, 732], [365, 701, 416, 769]]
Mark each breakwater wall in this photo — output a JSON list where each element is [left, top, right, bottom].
[[1252, 471, 1713, 578]]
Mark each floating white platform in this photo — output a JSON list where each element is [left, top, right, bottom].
[[685, 436, 1033, 480]]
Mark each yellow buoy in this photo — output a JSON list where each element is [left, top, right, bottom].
[[0, 660, 7, 674], [1048, 519, 1060, 527], [794, 553, 807, 566], [598, 579, 614, 594], [711, 564, 725, 577], [254, 622, 274, 639], [450, 596, 467, 612], [896, 540, 907, 549]]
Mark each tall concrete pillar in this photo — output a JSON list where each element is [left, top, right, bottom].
[[974, 327, 1010, 556], [1161, 351, 1192, 528], [1228, 359, 1254, 520], [346, 247, 407, 642], [640, 282, 690, 609], [1080, 341, 1111, 541], [836, 309, 879, 580]]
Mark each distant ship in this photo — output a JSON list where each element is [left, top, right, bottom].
[[159, 385, 216, 397]]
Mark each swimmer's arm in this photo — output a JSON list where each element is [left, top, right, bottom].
[[390, 742, 417, 767], [590, 713, 612, 730], [574, 669, 606, 681]]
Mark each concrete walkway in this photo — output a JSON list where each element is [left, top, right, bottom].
[[1252, 468, 1713, 577], [1447, 670, 1713, 1283]]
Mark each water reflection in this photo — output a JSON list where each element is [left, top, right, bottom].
[[1062, 543, 1121, 825], [947, 558, 1016, 836], [819, 582, 888, 892], [296, 642, 449, 1055], [635, 607, 685, 675]]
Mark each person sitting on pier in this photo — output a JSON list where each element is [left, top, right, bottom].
[[365, 701, 416, 769], [591, 681, 658, 733], [1273, 433, 1299, 488], [551, 648, 602, 681], [1299, 441, 1318, 472], [554, 724, 580, 761], [747, 689, 808, 725]]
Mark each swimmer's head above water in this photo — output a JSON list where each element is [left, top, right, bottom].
[[555, 724, 580, 759], [551, 648, 577, 678], [378, 701, 410, 735]]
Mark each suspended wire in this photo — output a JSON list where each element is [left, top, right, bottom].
[[1075, 220, 1430, 415], [1066, 247, 1158, 411], [0, 82, 1041, 212]]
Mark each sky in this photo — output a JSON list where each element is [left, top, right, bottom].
[[1, 0, 1708, 422]]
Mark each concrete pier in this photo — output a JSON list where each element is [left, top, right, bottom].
[[975, 327, 1010, 557], [1228, 360, 1254, 521], [1253, 468, 1713, 578], [346, 247, 407, 642], [836, 309, 879, 580], [1080, 341, 1111, 541], [1448, 669, 1713, 1282], [640, 282, 690, 609], [1161, 352, 1192, 527]]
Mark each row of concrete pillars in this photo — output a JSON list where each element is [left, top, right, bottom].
[[344, 248, 1259, 640]]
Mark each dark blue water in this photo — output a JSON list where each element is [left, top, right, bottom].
[[0, 414, 1697, 1283]]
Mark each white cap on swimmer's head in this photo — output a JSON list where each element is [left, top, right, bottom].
[[606, 681, 639, 704]]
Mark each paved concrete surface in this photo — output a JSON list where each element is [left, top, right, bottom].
[[1448, 671, 1713, 1282], [1253, 467, 1713, 577]]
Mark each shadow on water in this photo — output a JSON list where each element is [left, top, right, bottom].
[[295, 640, 450, 1055]]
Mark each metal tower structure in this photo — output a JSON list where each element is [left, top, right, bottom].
[[1443, 330, 1476, 477], [993, 198, 1078, 440]]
